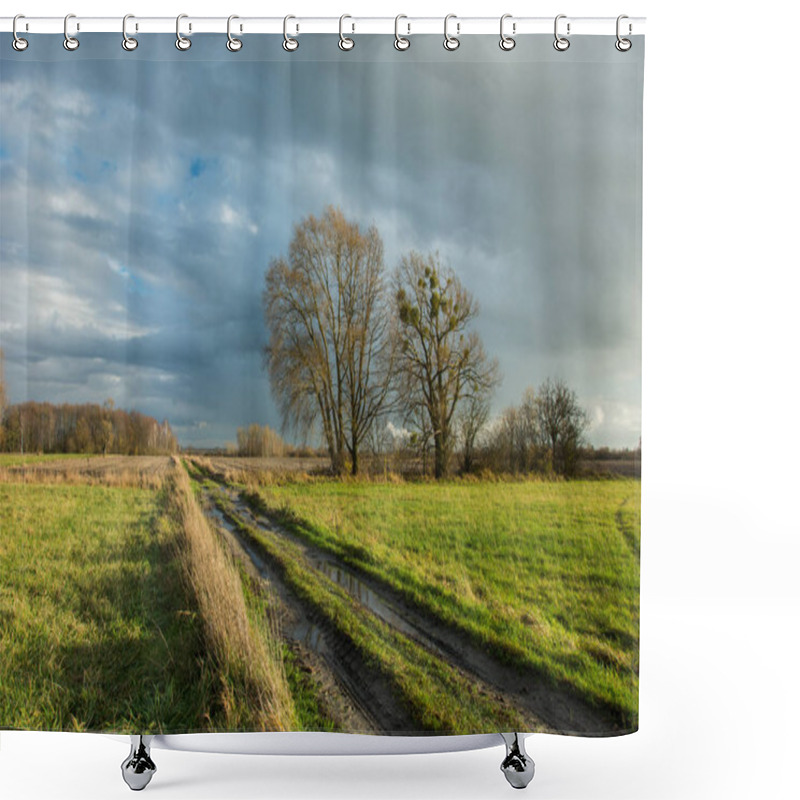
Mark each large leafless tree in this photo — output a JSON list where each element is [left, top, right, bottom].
[[394, 252, 499, 479], [263, 207, 395, 475]]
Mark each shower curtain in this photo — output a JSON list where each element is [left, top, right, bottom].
[[0, 30, 643, 741]]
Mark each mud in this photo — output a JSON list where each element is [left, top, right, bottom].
[[205, 499, 418, 734]]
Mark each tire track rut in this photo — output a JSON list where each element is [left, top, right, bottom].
[[199, 475, 619, 735]]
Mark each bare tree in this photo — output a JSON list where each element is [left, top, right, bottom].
[[263, 207, 395, 476], [457, 390, 491, 474], [394, 252, 499, 479], [534, 378, 588, 476]]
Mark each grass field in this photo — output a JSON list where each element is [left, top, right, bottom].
[[247, 477, 641, 726], [0, 467, 301, 733], [0, 481, 214, 731], [204, 479, 528, 734], [1, 454, 640, 734]]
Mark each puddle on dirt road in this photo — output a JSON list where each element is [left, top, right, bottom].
[[309, 558, 420, 640], [207, 505, 328, 655], [292, 620, 324, 652], [230, 497, 422, 641], [208, 499, 421, 645]]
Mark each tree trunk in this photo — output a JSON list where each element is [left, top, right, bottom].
[[329, 447, 345, 476], [433, 431, 448, 479]]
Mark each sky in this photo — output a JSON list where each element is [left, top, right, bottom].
[[0, 34, 643, 448]]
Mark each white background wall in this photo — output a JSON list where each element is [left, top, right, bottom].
[[2, 1, 798, 798]]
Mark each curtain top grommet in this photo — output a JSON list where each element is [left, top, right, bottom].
[[63, 13, 79, 51], [553, 14, 570, 51], [12, 14, 29, 51], [175, 13, 191, 51], [443, 14, 460, 51]]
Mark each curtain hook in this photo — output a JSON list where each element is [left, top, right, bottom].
[[227, 15, 243, 51], [339, 14, 355, 51], [63, 13, 79, 51], [12, 14, 29, 51], [283, 15, 298, 51], [499, 14, 515, 51], [122, 14, 138, 51], [553, 14, 570, 51], [615, 15, 632, 52], [175, 14, 191, 50], [443, 14, 460, 51], [394, 14, 410, 51]]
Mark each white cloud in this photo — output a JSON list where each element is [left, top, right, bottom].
[[220, 201, 259, 234]]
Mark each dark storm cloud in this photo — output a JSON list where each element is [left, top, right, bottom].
[[0, 34, 642, 447]]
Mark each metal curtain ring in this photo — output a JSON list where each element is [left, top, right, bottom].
[[283, 15, 298, 51], [227, 15, 243, 51], [394, 14, 410, 51], [553, 14, 570, 51], [339, 14, 354, 50], [63, 13, 79, 51], [615, 14, 632, 51], [122, 14, 138, 51], [499, 14, 515, 51], [176, 14, 191, 50], [443, 14, 460, 51], [12, 14, 28, 51]]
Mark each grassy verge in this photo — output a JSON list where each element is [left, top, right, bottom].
[[206, 484, 528, 734], [167, 465, 297, 731], [0, 482, 213, 732], [243, 477, 640, 728]]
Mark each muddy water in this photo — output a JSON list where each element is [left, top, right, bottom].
[[204, 494, 419, 733], [211, 502, 424, 650], [310, 558, 423, 640], [225, 495, 433, 645], [209, 506, 329, 654]]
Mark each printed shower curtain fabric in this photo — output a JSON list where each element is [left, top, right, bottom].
[[0, 32, 643, 737]]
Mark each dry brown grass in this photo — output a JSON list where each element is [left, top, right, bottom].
[[0, 456, 173, 489], [190, 455, 328, 486], [168, 461, 297, 731]]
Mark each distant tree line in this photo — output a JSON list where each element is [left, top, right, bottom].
[[475, 379, 588, 477], [263, 207, 596, 480], [236, 423, 287, 457], [0, 398, 178, 456]]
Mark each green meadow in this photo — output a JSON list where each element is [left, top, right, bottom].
[[249, 477, 641, 726], [0, 460, 640, 734], [0, 482, 214, 731]]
